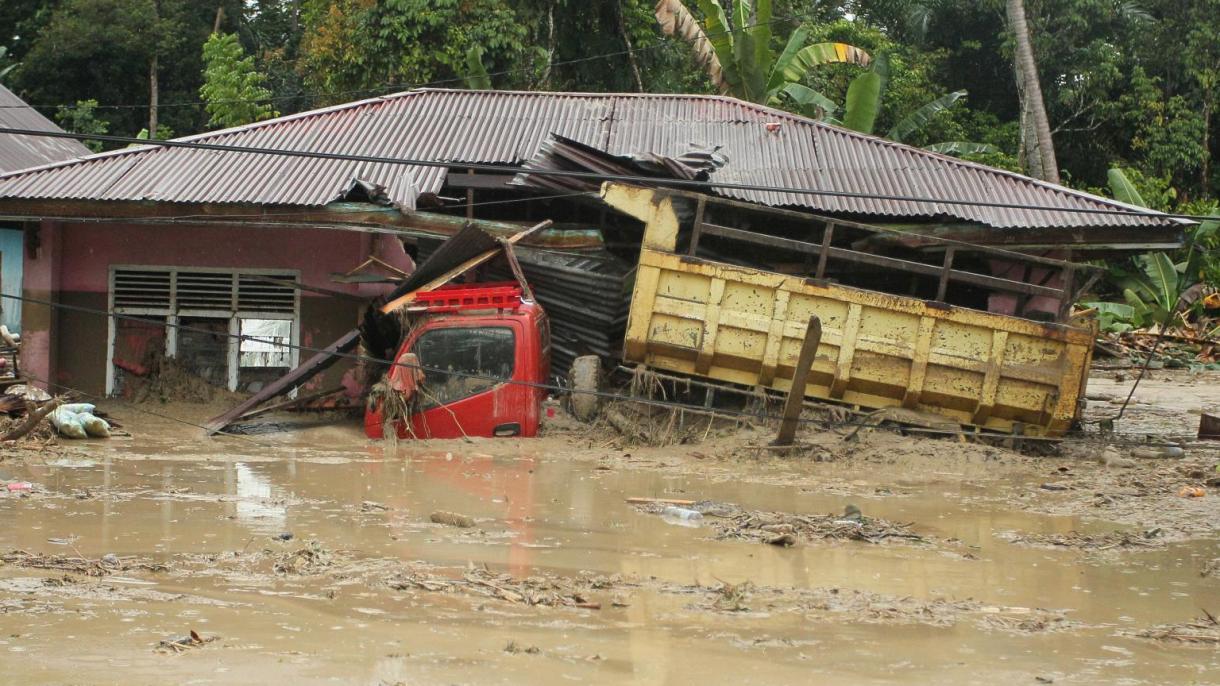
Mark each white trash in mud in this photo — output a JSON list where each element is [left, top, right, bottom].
[[48, 404, 111, 439]]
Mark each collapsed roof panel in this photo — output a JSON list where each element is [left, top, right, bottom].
[[0, 89, 1184, 231]]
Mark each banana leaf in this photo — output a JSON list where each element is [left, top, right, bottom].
[[752, 0, 772, 83], [776, 82, 838, 117], [1106, 167, 1147, 207], [696, 0, 740, 90], [463, 46, 491, 90], [777, 42, 871, 86], [888, 91, 967, 142], [843, 70, 881, 134], [923, 141, 999, 156], [766, 27, 810, 94], [1082, 301, 1137, 333], [1139, 251, 1179, 311]]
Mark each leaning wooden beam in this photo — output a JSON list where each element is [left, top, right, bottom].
[[379, 220, 552, 313], [202, 331, 361, 434], [203, 220, 553, 435], [235, 385, 346, 421]]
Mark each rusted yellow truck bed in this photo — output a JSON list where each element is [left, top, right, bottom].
[[604, 184, 1094, 437]]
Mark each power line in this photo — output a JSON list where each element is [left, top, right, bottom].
[[0, 12, 814, 113], [0, 291, 1186, 448], [0, 125, 1201, 223]]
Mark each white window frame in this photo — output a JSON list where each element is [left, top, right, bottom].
[[106, 266, 301, 396]]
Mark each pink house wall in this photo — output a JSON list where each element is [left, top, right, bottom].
[[57, 222, 373, 293], [22, 220, 391, 394]]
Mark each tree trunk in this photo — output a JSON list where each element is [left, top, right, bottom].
[[1202, 100, 1212, 195], [615, 0, 644, 92], [1006, 0, 1058, 183], [213, 5, 225, 34], [148, 55, 159, 138], [149, 0, 160, 139]]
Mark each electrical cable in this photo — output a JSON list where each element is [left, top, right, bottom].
[[0, 291, 1191, 448]]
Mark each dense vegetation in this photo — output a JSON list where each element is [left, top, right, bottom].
[[1, 1, 1217, 322]]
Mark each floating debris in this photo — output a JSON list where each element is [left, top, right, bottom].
[[387, 567, 614, 609], [709, 509, 924, 546], [430, 511, 475, 528], [1132, 612, 1220, 645], [997, 530, 1165, 550], [156, 629, 217, 653], [0, 549, 164, 576]]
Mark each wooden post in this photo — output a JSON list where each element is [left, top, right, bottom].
[[935, 247, 956, 301], [689, 196, 706, 256], [814, 224, 834, 279], [465, 169, 474, 219], [1056, 250, 1076, 321], [773, 315, 821, 447]]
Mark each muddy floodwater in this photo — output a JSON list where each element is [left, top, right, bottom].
[[3, 371, 1220, 685]]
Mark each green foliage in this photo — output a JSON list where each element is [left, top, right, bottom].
[[464, 46, 492, 90], [1106, 167, 1146, 207], [298, 0, 530, 99], [1094, 165, 1217, 329], [0, 46, 17, 83], [843, 70, 882, 133], [1081, 301, 1138, 333], [12, 0, 243, 139], [200, 33, 278, 129], [659, 0, 870, 105], [53, 99, 108, 153]]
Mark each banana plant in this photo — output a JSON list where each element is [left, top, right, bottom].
[[0, 47, 16, 83], [654, 0, 870, 106], [1083, 167, 1219, 329], [824, 55, 996, 157], [463, 46, 492, 90]]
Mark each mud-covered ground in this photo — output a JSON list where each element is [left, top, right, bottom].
[[1, 370, 1219, 685]]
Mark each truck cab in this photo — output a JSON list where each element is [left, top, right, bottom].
[[364, 282, 550, 440]]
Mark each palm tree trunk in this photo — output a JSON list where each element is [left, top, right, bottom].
[[1006, 0, 1058, 183], [616, 0, 644, 92], [148, 54, 159, 139]]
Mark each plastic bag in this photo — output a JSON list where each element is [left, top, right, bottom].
[[79, 413, 111, 438], [48, 407, 88, 439], [48, 404, 108, 439]]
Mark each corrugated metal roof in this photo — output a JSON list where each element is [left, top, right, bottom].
[[0, 84, 92, 173], [0, 88, 1179, 229]]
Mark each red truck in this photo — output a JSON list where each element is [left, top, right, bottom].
[[363, 282, 551, 440]]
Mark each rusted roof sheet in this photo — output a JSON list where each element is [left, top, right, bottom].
[[0, 88, 1179, 230], [0, 84, 91, 173]]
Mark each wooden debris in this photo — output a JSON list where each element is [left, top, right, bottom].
[[430, 511, 475, 528], [999, 530, 1165, 550], [1133, 611, 1220, 644], [709, 509, 925, 545], [156, 629, 217, 653]]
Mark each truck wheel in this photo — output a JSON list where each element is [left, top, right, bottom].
[[569, 355, 601, 421]]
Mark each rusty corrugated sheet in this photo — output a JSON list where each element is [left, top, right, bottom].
[[0, 88, 1178, 229], [0, 84, 92, 173]]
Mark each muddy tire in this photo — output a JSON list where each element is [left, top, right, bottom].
[[569, 355, 602, 421]]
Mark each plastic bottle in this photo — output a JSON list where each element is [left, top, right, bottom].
[[661, 506, 704, 526]]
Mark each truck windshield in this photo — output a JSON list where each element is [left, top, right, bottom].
[[411, 326, 516, 407]]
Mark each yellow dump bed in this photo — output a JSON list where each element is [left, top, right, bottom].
[[604, 184, 1094, 437]]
